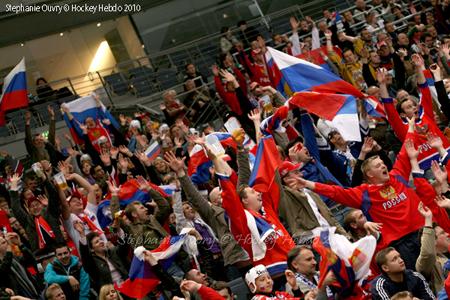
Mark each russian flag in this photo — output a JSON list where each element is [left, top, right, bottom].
[[0, 58, 28, 126], [364, 96, 386, 118], [116, 234, 187, 298], [290, 92, 362, 142], [188, 133, 236, 185], [188, 144, 213, 185], [249, 135, 282, 207], [423, 69, 438, 103], [63, 94, 119, 144], [266, 47, 364, 99], [145, 141, 161, 162], [313, 228, 376, 298], [260, 105, 289, 136], [97, 178, 168, 228]]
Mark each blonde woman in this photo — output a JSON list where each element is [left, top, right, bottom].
[[98, 284, 122, 300]]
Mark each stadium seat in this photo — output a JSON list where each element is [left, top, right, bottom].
[[156, 68, 179, 90], [103, 73, 129, 96]]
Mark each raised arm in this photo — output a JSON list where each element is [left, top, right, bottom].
[[295, 175, 364, 209], [378, 68, 408, 141], [9, 174, 31, 227], [430, 63, 450, 119], [47, 106, 56, 146], [164, 151, 215, 221]]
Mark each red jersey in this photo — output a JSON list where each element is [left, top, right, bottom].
[[214, 76, 243, 115], [251, 292, 301, 299], [382, 82, 450, 171], [313, 132, 424, 250], [218, 173, 294, 276]]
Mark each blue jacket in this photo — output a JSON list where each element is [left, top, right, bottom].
[[44, 256, 90, 300]]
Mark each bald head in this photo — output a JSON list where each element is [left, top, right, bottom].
[[209, 187, 222, 207]]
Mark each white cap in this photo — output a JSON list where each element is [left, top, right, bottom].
[[245, 264, 269, 293], [80, 154, 92, 163], [98, 136, 108, 144], [159, 123, 169, 133], [130, 120, 141, 130]]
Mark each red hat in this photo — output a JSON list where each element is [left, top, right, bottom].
[[279, 161, 302, 178]]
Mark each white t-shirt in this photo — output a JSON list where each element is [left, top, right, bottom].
[[64, 202, 107, 252], [304, 190, 330, 236]]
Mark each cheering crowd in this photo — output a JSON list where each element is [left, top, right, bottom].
[[0, 0, 450, 299]]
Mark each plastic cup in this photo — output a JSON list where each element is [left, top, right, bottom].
[[224, 117, 241, 133], [205, 134, 226, 157], [54, 172, 68, 190]]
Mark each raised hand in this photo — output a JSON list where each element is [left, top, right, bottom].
[[100, 150, 111, 166], [211, 64, 220, 77], [118, 145, 132, 157], [376, 68, 387, 85], [24, 111, 32, 124], [73, 220, 85, 236], [418, 201, 432, 219], [110, 147, 119, 159], [285, 269, 298, 290], [135, 151, 151, 166], [106, 180, 120, 195], [10, 173, 21, 190], [58, 161, 69, 176], [47, 105, 55, 119], [364, 222, 383, 236], [396, 48, 408, 60], [405, 139, 418, 160], [164, 151, 186, 174], [143, 250, 158, 266], [248, 109, 261, 123], [290, 16, 299, 31], [37, 194, 48, 206], [427, 133, 443, 150], [60, 104, 70, 114], [431, 160, 448, 185], [411, 53, 424, 68], [440, 43, 450, 59], [117, 154, 129, 172], [435, 194, 450, 209], [361, 137, 375, 154], [219, 69, 236, 83]]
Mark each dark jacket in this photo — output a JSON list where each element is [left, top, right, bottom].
[[10, 180, 64, 252], [79, 237, 129, 292], [0, 251, 40, 299], [371, 269, 436, 300]]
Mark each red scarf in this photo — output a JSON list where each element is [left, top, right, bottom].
[[34, 216, 55, 249], [78, 214, 103, 235]]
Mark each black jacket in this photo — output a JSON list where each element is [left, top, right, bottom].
[[79, 238, 130, 292], [371, 269, 436, 300]]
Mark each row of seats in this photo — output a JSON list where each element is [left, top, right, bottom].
[[103, 67, 180, 98]]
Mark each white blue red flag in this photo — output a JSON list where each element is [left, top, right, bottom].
[[265, 47, 364, 98], [0, 58, 28, 125], [115, 234, 187, 298], [145, 141, 161, 162]]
